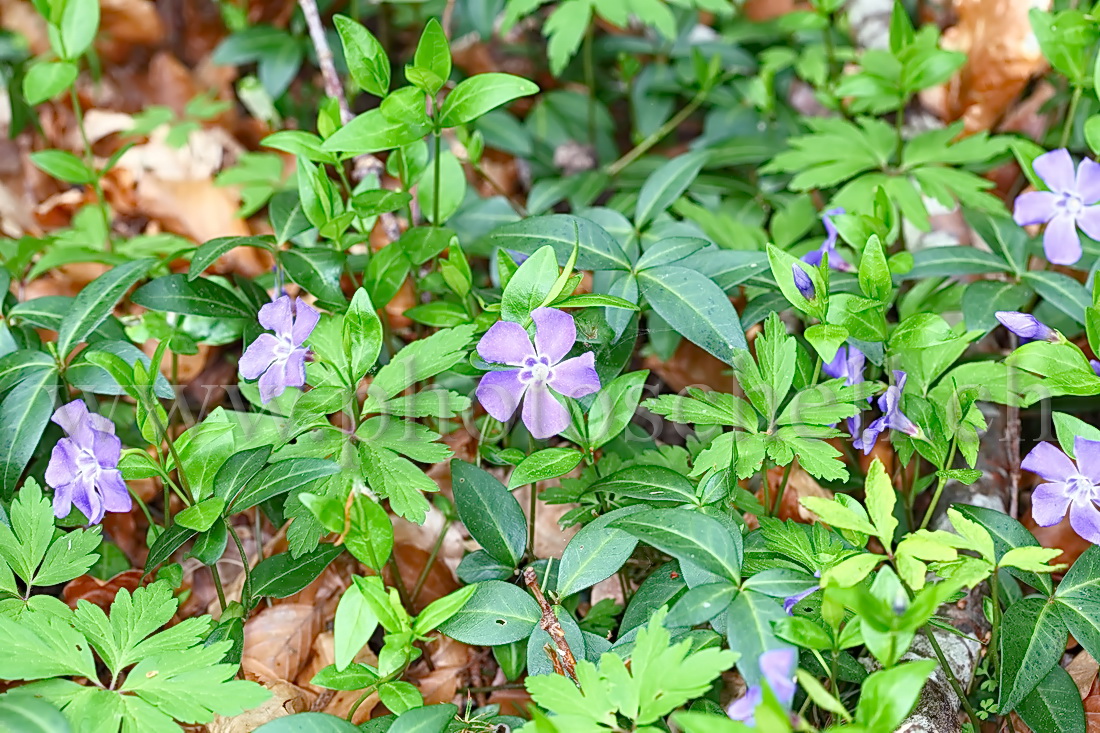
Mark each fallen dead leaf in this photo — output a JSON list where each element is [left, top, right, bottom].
[[208, 679, 311, 733], [242, 603, 325, 682], [63, 570, 144, 610], [644, 339, 735, 394]]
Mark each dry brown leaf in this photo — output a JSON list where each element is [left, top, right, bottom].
[[1069, 650, 1100, 698], [644, 339, 734, 394], [242, 603, 324, 682], [208, 679, 311, 733], [135, 177, 249, 243], [1025, 512, 1092, 567], [62, 570, 144, 610], [935, 0, 1051, 134]]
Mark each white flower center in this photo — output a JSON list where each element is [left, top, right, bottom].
[[519, 356, 554, 386], [1061, 192, 1084, 217], [74, 445, 100, 480], [1066, 474, 1097, 503], [272, 334, 297, 361]]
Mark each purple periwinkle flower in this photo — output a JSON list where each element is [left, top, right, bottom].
[[1022, 438, 1100, 544], [995, 311, 1058, 344], [1013, 149, 1100, 266], [783, 572, 821, 615], [792, 264, 815, 300], [45, 400, 130, 524], [802, 207, 853, 272], [239, 295, 319, 403], [475, 308, 600, 439], [1091, 359, 1100, 377], [726, 648, 797, 726], [823, 345, 865, 387], [856, 371, 920, 455]]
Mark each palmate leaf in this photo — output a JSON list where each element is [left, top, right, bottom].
[[0, 480, 101, 590], [762, 117, 894, 189]]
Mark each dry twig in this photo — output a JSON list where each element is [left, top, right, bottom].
[[523, 567, 577, 681]]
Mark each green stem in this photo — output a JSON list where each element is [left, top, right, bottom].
[[210, 563, 228, 611], [411, 519, 451, 604], [919, 436, 957, 530], [583, 23, 597, 147], [528, 481, 538, 558], [894, 102, 906, 166], [228, 523, 253, 610], [607, 85, 711, 177], [387, 554, 413, 610], [771, 460, 795, 517], [1060, 85, 1083, 149], [432, 131, 442, 225], [922, 626, 983, 733], [69, 84, 111, 253], [988, 568, 1002, 683]]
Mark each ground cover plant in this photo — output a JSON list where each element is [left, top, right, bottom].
[[1, 0, 1100, 731]]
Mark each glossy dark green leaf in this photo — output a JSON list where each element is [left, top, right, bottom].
[[507, 448, 583, 489], [438, 73, 538, 128], [229, 458, 341, 513], [954, 504, 1052, 594], [254, 713, 361, 732], [591, 465, 697, 504], [144, 522, 199, 573], [251, 543, 344, 600], [1016, 664, 1086, 733], [635, 151, 708, 228], [56, 258, 155, 357], [0, 366, 57, 499], [389, 703, 458, 733], [450, 460, 526, 567], [437, 580, 540, 645], [491, 214, 630, 271], [212, 446, 272, 503], [638, 266, 747, 364], [612, 508, 741, 583], [188, 237, 274, 280], [726, 589, 790, 686], [131, 275, 253, 319], [998, 597, 1067, 713], [556, 522, 637, 597]]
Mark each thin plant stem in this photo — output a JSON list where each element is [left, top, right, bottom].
[[583, 23, 597, 147], [988, 569, 1003, 683], [69, 85, 112, 252], [528, 481, 538, 558], [387, 554, 413, 610], [210, 563, 228, 611], [922, 625, 983, 733], [228, 523, 254, 609], [607, 86, 711, 177], [771, 460, 795, 517], [919, 436, 957, 530], [411, 519, 451, 604], [1060, 85, 1083, 149], [432, 131, 442, 225]]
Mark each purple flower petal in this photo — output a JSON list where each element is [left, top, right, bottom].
[[1013, 190, 1059, 226], [521, 384, 571, 439], [240, 333, 281, 380], [760, 648, 798, 707], [291, 299, 320, 346], [45, 440, 79, 496], [532, 308, 576, 364], [1021, 442, 1077, 482], [792, 264, 815, 300], [477, 321, 535, 366], [51, 480, 74, 520], [548, 352, 600, 398], [258, 295, 295, 334], [1031, 481, 1072, 527], [1076, 205, 1100, 243], [802, 249, 824, 267], [1077, 159, 1100, 204], [1033, 149, 1077, 193], [859, 416, 886, 455], [97, 470, 132, 514], [70, 474, 103, 524], [783, 586, 817, 614], [726, 686, 762, 724], [283, 348, 308, 390], [475, 369, 526, 422], [91, 429, 121, 469], [1069, 499, 1100, 544], [995, 312, 1056, 343], [1043, 213, 1083, 265], [1074, 437, 1100, 484]]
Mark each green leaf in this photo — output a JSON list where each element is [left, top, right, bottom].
[[211, 446, 272, 503], [22, 61, 77, 104], [389, 703, 458, 733], [437, 580, 540, 645], [344, 288, 383, 383], [343, 495, 393, 571], [0, 367, 58, 499], [725, 590, 790, 686], [334, 15, 389, 97], [0, 695, 71, 733], [251, 543, 344, 599], [508, 448, 583, 489], [413, 585, 477, 635], [438, 73, 538, 128], [174, 498, 226, 532], [131, 275, 252, 319], [998, 597, 1067, 713], [638, 266, 747, 365], [369, 325, 473, 400], [450, 460, 526, 567], [800, 496, 876, 535], [500, 245, 559, 323], [613, 508, 741, 583], [954, 504, 1052, 594], [410, 18, 451, 94], [586, 370, 648, 450], [255, 713, 362, 732], [854, 660, 938, 731], [1024, 271, 1091, 326], [281, 248, 346, 307], [1016, 664, 1086, 733], [58, 0, 99, 59], [418, 151, 466, 225], [0, 609, 98, 680], [634, 151, 708, 229], [591, 465, 697, 504], [556, 522, 637, 597], [359, 445, 436, 524], [901, 246, 1010, 279], [667, 583, 737, 627], [229, 458, 340, 514], [864, 459, 898, 549], [144, 523, 198, 573], [322, 109, 432, 156], [491, 214, 630, 271], [333, 583, 379, 671], [29, 150, 94, 184]]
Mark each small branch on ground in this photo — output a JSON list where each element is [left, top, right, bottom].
[[523, 566, 578, 681]]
